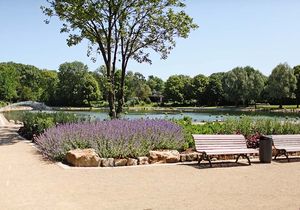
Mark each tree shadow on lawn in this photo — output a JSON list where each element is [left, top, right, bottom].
[[0, 126, 24, 146]]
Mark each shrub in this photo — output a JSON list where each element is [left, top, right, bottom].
[[0, 101, 7, 108], [35, 119, 185, 161], [177, 116, 300, 149], [18, 112, 80, 139]]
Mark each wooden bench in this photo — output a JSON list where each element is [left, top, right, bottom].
[[193, 134, 259, 167], [271, 135, 300, 161]]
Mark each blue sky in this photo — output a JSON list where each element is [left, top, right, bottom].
[[0, 0, 299, 80]]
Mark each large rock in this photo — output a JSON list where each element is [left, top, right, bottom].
[[102, 158, 115, 167], [138, 157, 149, 165], [186, 152, 199, 161], [127, 158, 138, 166], [114, 159, 127, 167], [149, 150, 180, 164], [66, 149, 101, 167], [180, 154, 187, 162]]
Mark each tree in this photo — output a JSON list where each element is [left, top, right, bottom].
[[42, 0, 198, 118], [1, 62, 43, 101], [191, 74, 209, 105], [39, 70, 59, 105], [223, 66, 266, 106], [164, 75, 191, 103], [82, 73, 101, 106], [265, 63, 297, 109], [147, 75, 165, 94], [293, 65, 300, 108], [0, 64, 18, 101], [204, 74, 224, 106], [57, 61, 100, 106]]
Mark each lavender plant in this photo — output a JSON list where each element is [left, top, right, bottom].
[[35, 119, 185, 160]]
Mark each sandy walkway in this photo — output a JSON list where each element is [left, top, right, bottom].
[[0, 125, 300, 210]]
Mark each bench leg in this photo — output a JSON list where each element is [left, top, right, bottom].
[[198, 154, 203, 165], [198, 153, 212, 168], [207, 155, 212, 168], [274, 150, 289, 162], [235, 155, 241, 163], [236, 154, 251, 165]]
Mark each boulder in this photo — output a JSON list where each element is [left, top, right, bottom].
[[186, 152, 199, 161], [149, 150, 180, 164], [66, 149, 101, 167], [127, 158, 138, 166], [180, 154, 187, 162], [114, 159, 127, 167], [138, 157, 149, 165], [102, 158, 115, 167]]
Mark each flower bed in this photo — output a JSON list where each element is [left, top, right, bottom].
[[35, 119, 185, 161]]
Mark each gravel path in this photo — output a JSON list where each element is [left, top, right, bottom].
[[0, 123, 300, 209]]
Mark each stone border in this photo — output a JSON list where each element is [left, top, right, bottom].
[[56, 160, 200, 170]]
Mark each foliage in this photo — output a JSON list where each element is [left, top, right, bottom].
[[0, 64, 18, 101], [176, 116, 300, 149], [56, 61, 101, 106], [265, 63, 297, 108], [191, 74, 209, 105], [42, 0, 198, 118], [293, 65, 300, 107], [35, 120, 185, 161], [223, 66, 266, 106], [147, 75, 165, 95], [18, 112, 80, 140], [204, 74, 224, 106], [164, 75, 192, 103]]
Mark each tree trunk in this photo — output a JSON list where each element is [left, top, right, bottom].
[[279, 99, 283, 109], [116, 67, 126, 118], [106, 65, 117, 119]]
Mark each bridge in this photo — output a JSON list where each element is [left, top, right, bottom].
[[0, 101, 52, 112]]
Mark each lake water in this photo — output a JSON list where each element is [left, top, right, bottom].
[[3, 109, 300, 122], [81, 110, 300, 122]]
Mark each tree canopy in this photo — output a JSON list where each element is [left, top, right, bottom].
[[265, 63, 297, 108], [42, 0, 198, 118]]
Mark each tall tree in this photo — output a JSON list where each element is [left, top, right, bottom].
[[265, 63, 297, 108], [191, 74, 209, 105], [39, 70, 59, 105], [57, 61, 100, 106], [42, 0, 198, 118], [204, 74, 224, 106], [0, 64, 18, 101], [164, 75, 191, 103], [223, 66, 265, 106], [293, 65, 300, 108], [147, 75, 165, 95]]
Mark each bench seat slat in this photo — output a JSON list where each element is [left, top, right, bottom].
[[275, 147, 300, 152], [197, 149, 258, 155]]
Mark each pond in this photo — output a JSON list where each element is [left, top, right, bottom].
[[3, 109, 300, 122]]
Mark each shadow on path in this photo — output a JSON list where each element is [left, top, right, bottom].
[[182, 160, 261, 169], [0, 126, 24, 146]]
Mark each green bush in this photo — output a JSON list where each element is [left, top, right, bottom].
[[0, 101, 7, 108], [176, 116, 300, 148], [18, 112, 81, 139]]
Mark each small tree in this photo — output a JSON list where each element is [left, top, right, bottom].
[[42, 0, 198, 118], [265, 63, 297, 109]]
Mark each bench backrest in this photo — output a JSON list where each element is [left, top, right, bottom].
[[192, 135, 247, 151], [271, 135, 300, 148]]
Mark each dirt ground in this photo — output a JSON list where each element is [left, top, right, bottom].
[[0, 125, 300, 210]]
